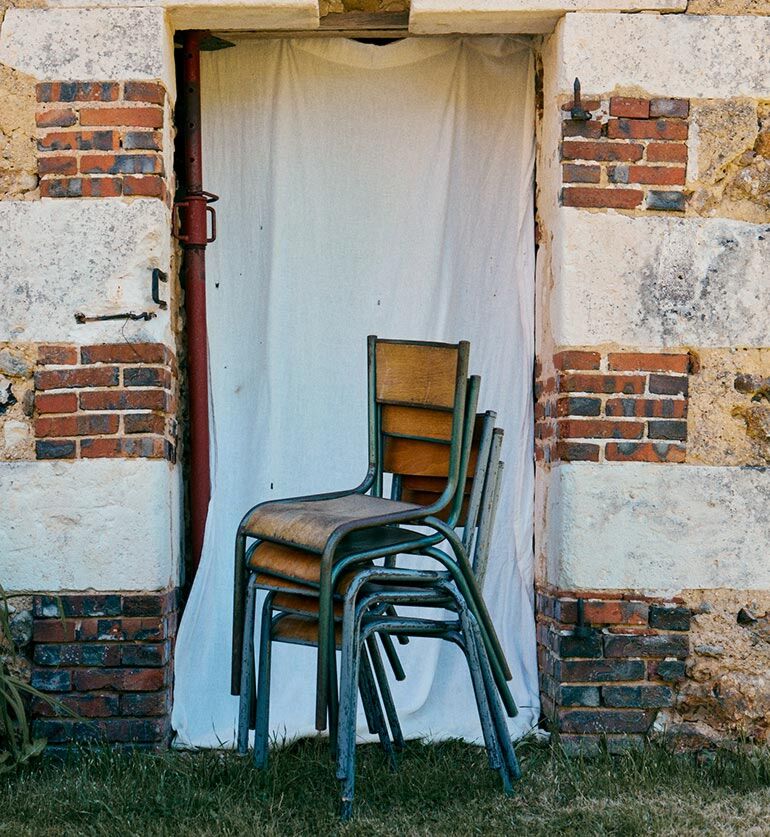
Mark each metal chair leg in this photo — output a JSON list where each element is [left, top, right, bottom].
[[360, 644, 397, 771], [236, 577, 257, 755], [254, 591, 276, 769], [366, 635, 404, 752]]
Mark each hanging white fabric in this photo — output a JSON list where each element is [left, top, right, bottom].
[[173, 35, 539, 748]]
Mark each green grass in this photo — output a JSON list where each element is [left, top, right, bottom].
[[1, 737, 770, 836]]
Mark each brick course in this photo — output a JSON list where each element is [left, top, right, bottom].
[[537, 588, 691, 745], [33, 343, 176, 461], [560, 95, 689, 212], [30, 589, 178, 749], [36, 81, 168, 201], [535, 349, 690, 465]]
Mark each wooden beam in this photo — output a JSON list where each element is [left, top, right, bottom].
[[214, 11, 411, 40]]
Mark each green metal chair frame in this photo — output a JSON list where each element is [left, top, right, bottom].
[[232, 337, 514, 731]]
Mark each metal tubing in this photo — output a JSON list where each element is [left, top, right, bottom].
[[180, 30, 211, 575]]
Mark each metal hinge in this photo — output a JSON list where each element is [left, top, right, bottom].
[[173, 190, 219, 246]]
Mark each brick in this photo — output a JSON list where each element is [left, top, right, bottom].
[[649, 374, 688, 396], [120, 690, 172, 717], [558, 734, 644, 756], [81, 343, 168, 364], [650, 659, 687, 681], [73, 667, 166, 693], [122, 131, 162, 151], [79, 106, 163, 128], [558, 419, 644, 440], [605, 398, 686, 419], [124, 412, 165, 435], [604, 633, 689, 659], [36, 108, 77, 128], [33, 618, 77, 642], [33, 717, 169, 744], [122, 175, 165, 198], [561, 373, 645, 395], [609, 97, 650, 119], [627, 166, 686, 186], [557, 396, 601, 417], [83, 178, 123, 198], [608, 118, 688, 141], [38, 82, 119, 103], [603, 685, 675, 708], [38, 155, 78, 178], [649, 98, 689, 119], [81, 644, 122, 666], [34, 644, 81, 666], [39, 130, 118, 152], [73, 616, 166, 643], [35, 413, 119, 437], [562, 187, 643, 210], [562, 140, 643, 163], [31, 694, 120, 718], [557, 658, 646, 682], [555, 441, 600, 462], [553, 350, 601, 371], [646, 143, 688, 164], [121, 591, 176, 617], [556, 631, 603, 658], [582, 600, 649, 626], [608, 353, 689, 373], [34, 392, 78, 415], [605, 442, 686, 463], [121, 642, 170, 668], [40, 178, 83, 199], [35, 366, 118, 390], [608, 165, 629, 185], [35, 439, 76, 459], [561, 99, 600, 113], [79, 389, 168, 411], [647, 190, 686, 212], [124, 366, 171, 388], [562, 119, 602, 138], [124, 81, 166, 105], [559, 685, 600, 707], [80, 153, 163, 175], [558, 709, 655, 734], [648, 420, 688, 441], [562, 164, 601, 184], [80, 436, 166, 459], [649, 605, 691, 631], [50, 593, 123, 618], [30, 668, 72, 692]]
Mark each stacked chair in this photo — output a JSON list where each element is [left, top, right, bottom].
[[230, 337, 520, 818]]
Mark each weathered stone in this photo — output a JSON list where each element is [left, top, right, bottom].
[[0, 62, 37, 200], [0, 348, 31, 378], [8, 610, 32, 647], [686, 0, 770, 13]]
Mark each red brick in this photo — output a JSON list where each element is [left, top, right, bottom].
[[561, 99, 600, 113], [646, 143, 688, 164], [73, 668, 166, 692], [124, 413, 165, 434], [649, 98, 689, 119], [35, 108, 77, 128], [122, 131, 163, 151], [556, 396, 602, 417], [562, 140, 644, 163], [81, 343, 168, 364], [35, 392, 78, 414], [608, 118, 688, 141], [84, 177, 123, 198], [535, 421, 555, 440], [553, 350, 601, 371], [562, 187, 643, 209], [40, 178, 83, 199], [80, 153, 163, 175], [123, 175, 165, 197], [120, 690, 172, 717], [31, 694, 119, 718], [605, 442, 686, 462], [608, 352, 689, 373], [79, 106, 163, 128], [562, 120, 602, 139], [121, 591, 177, 617], [33, 619, 77, 643], [605, 398, 687, 419], [562, 164, 601, 184], [627, 166, 686, 186], [555, 441, 600, 462], [123, 81, 166, 105], [80, 437, 166, 459], [558, 709, 655, 734], [582, 600, 649, 625], [35, 413, 119, 438], [38, 130, 118, 152], [560, 373, 645, 395], [38, 155, 77, 176], [35, 366, 119, 390], [609, 97, 650, 119], [558, 419, 644, 440], [38, 344, 78, 365], [79, 389, 169, 411], [37, 82, 119, 103]]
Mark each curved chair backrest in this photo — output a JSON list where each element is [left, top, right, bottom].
[[369, 337, 471, 520]]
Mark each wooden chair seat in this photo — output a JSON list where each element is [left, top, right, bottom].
[[241, 494, 422, 552], [273, 615, 342, 648]]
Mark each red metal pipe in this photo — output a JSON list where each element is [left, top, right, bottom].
[[180, 31, 212, 574]]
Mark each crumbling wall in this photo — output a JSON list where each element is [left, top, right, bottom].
[[0, 62, 37, 200], [0, 344, 35, 459]]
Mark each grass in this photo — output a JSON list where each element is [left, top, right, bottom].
[[1, 737, 770, 836]]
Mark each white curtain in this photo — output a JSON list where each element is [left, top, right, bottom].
[[173, 36, 539, 748]]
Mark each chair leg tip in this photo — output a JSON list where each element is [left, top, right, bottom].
[[340, 800, 353, 821]]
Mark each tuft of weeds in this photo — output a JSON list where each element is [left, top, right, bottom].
[[1, 735, 769, 836]]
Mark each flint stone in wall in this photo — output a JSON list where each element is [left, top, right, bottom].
[[556, 210, 770, 347]]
